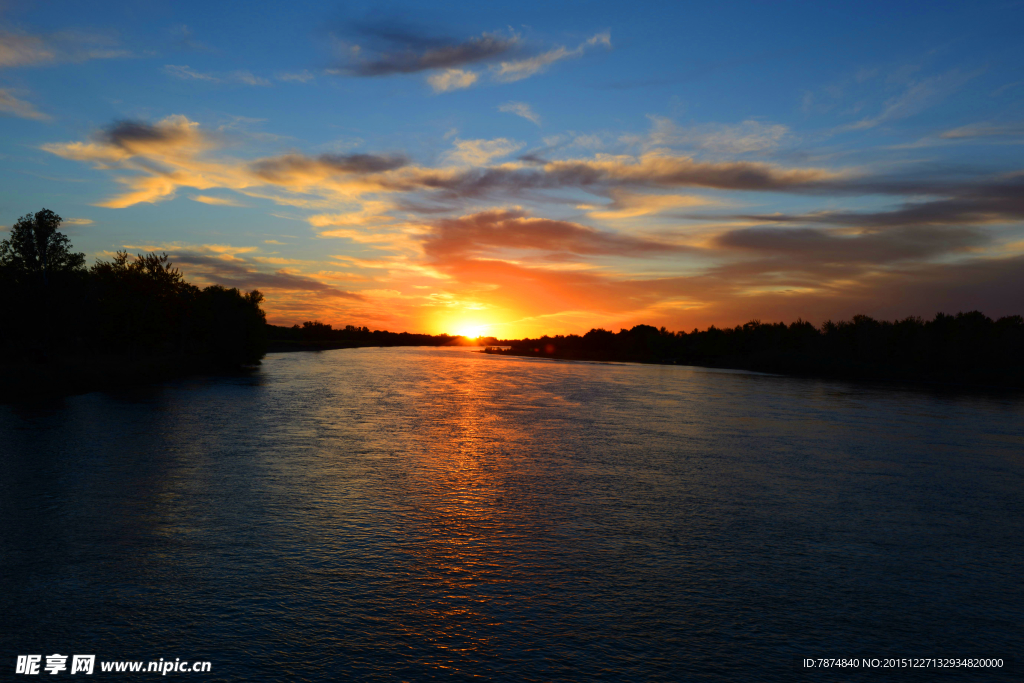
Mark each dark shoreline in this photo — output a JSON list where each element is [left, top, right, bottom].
[[0, 353, 258, 403]]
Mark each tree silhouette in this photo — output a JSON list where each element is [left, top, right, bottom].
[[0, 209, 85, 286], [0, 208, 270, 384]]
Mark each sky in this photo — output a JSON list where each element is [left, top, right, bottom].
[[2, 0, 1023, 338]]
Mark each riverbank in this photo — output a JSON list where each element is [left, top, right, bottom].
[[0, 352, 256, 403]]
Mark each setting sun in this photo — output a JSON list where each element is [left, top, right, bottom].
[[455, 324, 486, 338]]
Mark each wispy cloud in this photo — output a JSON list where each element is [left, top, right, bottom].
[[491, 32, 610, 83], [645, 116, 790, 153], [164, 64, 219, 82], [499, 101, 541, 125], [0, 29, 129, 70], [939, 122, 1024, 139], [277, 70, 315, 83], [63, 218, 94, 225], [0, 32, 55, 67], [234, 70, 271, 86], [842, 69, 980, 131], [164, 65, 271, 86], [0, 88, 49, 120], [992, 80, 1023, 97]]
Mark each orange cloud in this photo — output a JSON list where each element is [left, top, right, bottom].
[[421, 209, 692, 260]]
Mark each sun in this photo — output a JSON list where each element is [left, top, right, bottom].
[[456, 324, 486, 338]]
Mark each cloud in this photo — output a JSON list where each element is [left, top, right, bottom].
[[442, 138, 524, 166], [939, 123, 1024, 139], [427, 68, 478, 92], [42, 116, 417, 209], [233, 70, 271, 86], [992, 80, 1023, 97], [332, 24, 609, 90], [646, 116, 790, 153], [397, 152, 837, 201], [714, 226, 988, 264], [0, 32, 55, 67], [491, 32, 610, 83], [100, 116, 206, 150], [545, 153, 835, 190], [843, 69, 980, 131], [191, 195, 246, 206], [422, 208, 689, 261], [277, 70, 315, 83], [42, 115, 226, 205], [41, 115, 846, 221], [165, 65, 271, 86], [338, 22, 519, 76], [499, 101, 540, 125], [0, 30, 127, 68], [306, 200, 398, 235], [63, 218, 94, 225], [0, 88, 49, 120], [250, 152, 409, 183], [733, 178, 1024, 229], [165, 64, 220, 82]]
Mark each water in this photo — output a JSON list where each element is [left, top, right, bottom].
[[1, 347, 1021, 681]]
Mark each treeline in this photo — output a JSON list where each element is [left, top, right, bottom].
[[267, 320, 482, 351], [492, 313, 1024, 387], [0, 209, 267, 398]]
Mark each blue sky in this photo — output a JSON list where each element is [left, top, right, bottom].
[[2, 0, 1023, 336]]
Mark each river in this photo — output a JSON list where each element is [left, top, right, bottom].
[[1, 347, 1021, 681]]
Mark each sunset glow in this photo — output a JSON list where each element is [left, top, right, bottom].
[[456, 326, 487, 339], [2, 2, 1022, 336]]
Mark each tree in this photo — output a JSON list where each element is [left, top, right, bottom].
[[0, 209, 86, 285], [89, 251, 199, 351]]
